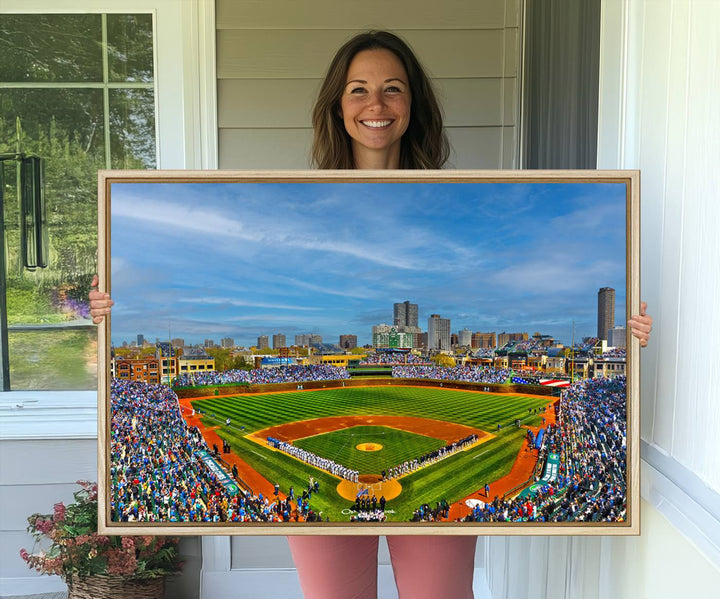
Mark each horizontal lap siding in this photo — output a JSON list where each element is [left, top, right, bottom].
[[216, 0, 516, 30], [0, 439, 96, 580], [216, 0, 521, 169]]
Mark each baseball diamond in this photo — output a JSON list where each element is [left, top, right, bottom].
[[183, 384, 552, 521]]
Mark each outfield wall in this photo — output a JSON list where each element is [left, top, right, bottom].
[[174, 377, 557, 400]]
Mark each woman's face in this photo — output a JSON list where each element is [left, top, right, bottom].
[[340, 48, 411, 167]]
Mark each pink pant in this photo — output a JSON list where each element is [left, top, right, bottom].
[[288, 535, 476, 599]]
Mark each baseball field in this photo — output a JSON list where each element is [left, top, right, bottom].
[[186, 385, 552, 521]]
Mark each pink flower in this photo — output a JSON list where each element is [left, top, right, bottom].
[[34, 518, 54, 535], [53, 502, 66, 521], [121, 536, 135, 550], [107, 547, 137, 576], [19, 548, 29, 562]]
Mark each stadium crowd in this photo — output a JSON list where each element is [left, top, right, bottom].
[[111, 380, 246, 521], [410, 499, 450, 522], [359, 352, 429, 365], [172, 364, 349, 388], [392, 365, 511, 384], [408, 376, 627, 523], [110, 379, 323, 523]]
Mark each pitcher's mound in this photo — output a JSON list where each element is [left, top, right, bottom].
[[356, 442, 383, 452], [337, 477, 402, 501]]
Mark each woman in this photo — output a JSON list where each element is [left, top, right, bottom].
[[91, 31, 653, 599]]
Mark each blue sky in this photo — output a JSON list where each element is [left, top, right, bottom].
[[109, 180, 627, 347]]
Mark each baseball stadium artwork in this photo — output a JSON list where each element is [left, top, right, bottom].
[[97, 170, 640, 535]]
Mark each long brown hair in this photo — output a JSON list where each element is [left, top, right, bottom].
[[311, 31, 449, 170]]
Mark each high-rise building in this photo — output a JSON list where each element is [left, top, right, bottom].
[[497, 332, 528, 347], [204, 339, 215, 348], [171, 338, 185, 349], [294, 333, 322, 347], [608, 326, 626, 348], [598, 287, 616, 341], [428, 314, 451, 350], [272, 334, 286, 349], [339, 334, 357, 349], [393, 300, 419, 328], [257, 335, 269, 350], [137, 334, 144, 346], [472, 332, 496, 349], [220, 337, 234, 348], [458, 328, 472, 347]]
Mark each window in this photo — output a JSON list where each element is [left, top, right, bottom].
[[1, 13, 156, 390]]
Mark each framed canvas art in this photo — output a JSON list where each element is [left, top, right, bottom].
[[97, 170, 640, 535]]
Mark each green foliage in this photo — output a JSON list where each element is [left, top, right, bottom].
[[8, 329, 97, 390], [205, 347, 253, 371], [5, 284, 63, 325], [1, 14, 157, 390], [432, 353, 456, 368]]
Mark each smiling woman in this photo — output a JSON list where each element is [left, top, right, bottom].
[[311, 30, 448, 170], [339, 49, 412, 169]]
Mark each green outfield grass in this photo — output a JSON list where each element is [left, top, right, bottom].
[[293, 425, 446, 474], [192, 385, 550, 521]]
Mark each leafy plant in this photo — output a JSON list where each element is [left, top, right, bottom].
[[20, 481, 182, 583]]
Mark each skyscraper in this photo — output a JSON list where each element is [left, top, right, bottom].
[[598, 287, 616, 341], [394, 300, 418, 328], [272, 334, 286, 349], [428, 314, 451, 350], [257, 335, 269, 350], [458, 328, 472, 347]]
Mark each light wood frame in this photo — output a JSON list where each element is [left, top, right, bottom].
[[97, 169, 640, 535]]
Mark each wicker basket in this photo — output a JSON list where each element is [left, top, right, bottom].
[[67, 575, 165, 599]]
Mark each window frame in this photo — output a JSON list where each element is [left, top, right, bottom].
[[0, 0, 216, 431]]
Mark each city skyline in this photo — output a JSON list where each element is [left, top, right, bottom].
[[109, 180, 627, 347]]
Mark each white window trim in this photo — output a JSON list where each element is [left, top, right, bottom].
[[598, 0, 720, 569]]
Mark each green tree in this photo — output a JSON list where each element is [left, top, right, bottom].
[[432, 354, 456, 368]]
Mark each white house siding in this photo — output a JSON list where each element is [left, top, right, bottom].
[[216, 0, 522, 169], [486, 1, 720, 597]]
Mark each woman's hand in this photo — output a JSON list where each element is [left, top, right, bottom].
[[89, 274, 114, 324], [628, 301, 652, 348]]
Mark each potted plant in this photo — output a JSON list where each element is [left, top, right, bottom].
[[20, 480, 182, 599]]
